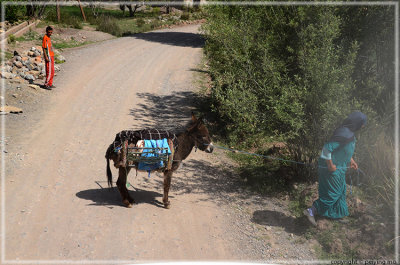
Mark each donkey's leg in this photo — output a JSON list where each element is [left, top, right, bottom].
[[163, 170, 173, 209], [116, 167, 135, 208]]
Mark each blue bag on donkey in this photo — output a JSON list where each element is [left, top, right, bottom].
[[138, 138, 171, 171]]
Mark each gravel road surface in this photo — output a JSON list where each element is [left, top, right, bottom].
[[3, 25, 316, 264]]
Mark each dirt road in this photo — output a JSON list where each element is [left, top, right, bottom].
[[3, 25, 316, 263]]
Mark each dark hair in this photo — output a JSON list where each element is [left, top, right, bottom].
[[46, 26, 53, 32]]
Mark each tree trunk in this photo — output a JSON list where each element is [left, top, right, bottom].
[[77, 0, 86, 21], [37, 4, 47, 18], [26, 4, 35, 17], [119, 4, 126, 15], [56, 0, 61, 22], [126, 4, 139, 17]]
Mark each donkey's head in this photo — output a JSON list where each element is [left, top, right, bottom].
[[187, 113, 214, 153]]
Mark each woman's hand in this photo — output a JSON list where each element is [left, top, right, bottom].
[[326, 159, 337, 172], [350, 157, 358, 170]]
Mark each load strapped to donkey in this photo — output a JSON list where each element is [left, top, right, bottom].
[[105, 113, 214, 208], [109, 129, 178, 172]]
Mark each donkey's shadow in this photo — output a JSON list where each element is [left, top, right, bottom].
[[76, 182, 171, 208]]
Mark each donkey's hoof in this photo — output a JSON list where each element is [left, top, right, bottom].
[[164, 201, 171, 209], [122, 199, 133, 208]]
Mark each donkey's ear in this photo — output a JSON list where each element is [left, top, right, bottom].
[[191, 112, 197, 122]]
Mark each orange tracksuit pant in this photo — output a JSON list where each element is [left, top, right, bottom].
[[45, 56, 54, 87]]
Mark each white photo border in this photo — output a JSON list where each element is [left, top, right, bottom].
[[0, 1, 398, 264]]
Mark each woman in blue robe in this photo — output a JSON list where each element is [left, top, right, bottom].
[[304, 111, 367, 226]]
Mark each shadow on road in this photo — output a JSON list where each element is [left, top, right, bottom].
[[131, 31, 205, 48], [251, 210, 309, 236], [129, 91, 203, 129], [76, 187, 121, 208], [76, 185, 167, 208], [131, 158, 266, 207]]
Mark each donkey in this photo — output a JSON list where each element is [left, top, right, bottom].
[[105, 114, 214, 208]]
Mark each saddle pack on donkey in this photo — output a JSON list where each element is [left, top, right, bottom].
[[105, 114, 214, 209], [110, 129, 178, 172]]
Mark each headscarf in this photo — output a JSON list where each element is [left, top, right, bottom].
[[329, 111, 367, 144]]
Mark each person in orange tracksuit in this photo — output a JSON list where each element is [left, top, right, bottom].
[[42, 26, 55, 90]]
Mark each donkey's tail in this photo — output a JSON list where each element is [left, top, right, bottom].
[[105, 144, 113, 187]]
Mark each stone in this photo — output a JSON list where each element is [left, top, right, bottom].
[[56, 55, 66, 62], [14, 55, 22, 61], [27, 51, 35, 57], [24, 74, 35, 81], [0, 72, 13, 79], [30, 47, 36, 52], [26, 64, 33, 71], [0, 106, 23, 114], [21, 57, 28, 62], [29, 70, 40, 76], [34, 51, 41, 57], [14, 61, 23, 68], [19, 67, 28, 73], [29, 84, 40, 90], [22, 60, 30, 67], [35, 57, 42, 63], [54, 65, 61, 72], [19, 72, 26, 78]]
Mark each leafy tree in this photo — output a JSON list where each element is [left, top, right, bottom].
[[202, 4, 395, 185]]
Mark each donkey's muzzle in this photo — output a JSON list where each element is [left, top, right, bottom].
[[206, 143, 214, 153]]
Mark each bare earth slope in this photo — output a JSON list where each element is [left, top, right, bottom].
[[3, 25, 315, 263]]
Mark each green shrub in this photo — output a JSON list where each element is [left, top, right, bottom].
[[152, 7, 160, 16], [54, 54, 65, 64], [136, 18, 145, 27], [16, 29, 41, 41], [96, 15, 122, 37], [355, 126, 395, 211], [202, 5, 395, 188], [2, 2, 25, 23], [180, 12, 190, 20], [63, 15, 83, 29], [8, 34, 16, 43], [150, 20, 160, 29]]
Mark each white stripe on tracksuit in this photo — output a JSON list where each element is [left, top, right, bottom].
[[45, 40, 52, 85]]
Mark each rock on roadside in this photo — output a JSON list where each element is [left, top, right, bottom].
[[1, 46, 63, 83]]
